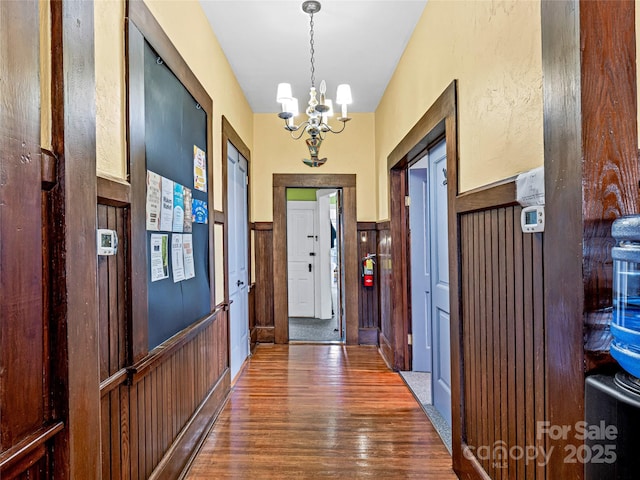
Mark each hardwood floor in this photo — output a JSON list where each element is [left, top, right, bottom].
[[186, 344, 457, 479]]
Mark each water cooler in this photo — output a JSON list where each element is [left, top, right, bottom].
[[585, 216, 640, 479]]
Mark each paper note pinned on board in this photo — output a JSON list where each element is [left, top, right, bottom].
[[182, 233, 195, 280], [171, 234, 185, 282], [146, 170, 162, 231], [194, 145, 207, 192], [160, 177, 174, 231], [150, 234, 169, 282]]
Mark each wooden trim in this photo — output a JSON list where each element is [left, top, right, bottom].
[[148, 371, 230, 479], [358, 328, 378, 345], [385, 81, 469, 477], [128, 310, 220, 384], [255, 326, 275, 343], [253, 221, 273, 231], [222, 116, 250, 160], [272, 174, 359, 344], [127, 0, 211, 110], [50, 0, 101, 477], [98, 369, 128, 396], [97, 176, 131, 206], [213, 209, 225, 224], [455, 177, 517, 213], [273, 173, 356, 188], [357, 221, 377, 231], [0, 422, 65, 473], [376, 221, 390, 231], [126, 19, 149, 364], [387, 83, 455, 172]]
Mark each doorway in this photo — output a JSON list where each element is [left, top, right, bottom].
[[227, 140, 249, 380], [272, 173, 358, 344], [287, 188, 344, 342], [406, 139, 451, 431]]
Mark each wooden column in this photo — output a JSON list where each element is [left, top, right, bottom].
[[50, 0, 101, 477], [542, 1, 637, 478]]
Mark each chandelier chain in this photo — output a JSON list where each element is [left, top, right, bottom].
[[309, 12, 315, 88]]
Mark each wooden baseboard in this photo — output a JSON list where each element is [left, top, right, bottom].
[[149, 370, 231, 480], [378, 332, 394, 370], [358, 328, 378, 345], [256, 326, 275, 343]]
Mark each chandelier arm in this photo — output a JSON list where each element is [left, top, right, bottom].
[[288, 122, 312, 140], [323, 120, 348, 135]]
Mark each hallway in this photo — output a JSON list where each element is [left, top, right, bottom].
[[186, 345, 456, 479]]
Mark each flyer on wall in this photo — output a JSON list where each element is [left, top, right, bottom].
[[182, 233, 195, 280], [192, 199, 208, 224], [160, 176, 174, 232], [146, 170, 161, 231], [171, 234, 186, 282], [183, 187, 193, 233], [150, 234, 169, 282], [172, 183, 185, 233], [193, 145, 207, 192]]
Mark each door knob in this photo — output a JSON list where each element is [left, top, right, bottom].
[[308, 264, 312, 272], [237, 280, 244, 287]]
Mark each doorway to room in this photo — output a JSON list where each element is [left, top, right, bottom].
[[403, 138, 451, 450], [287, 188, 344, 342]]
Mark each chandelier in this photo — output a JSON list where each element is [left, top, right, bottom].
[[275, 0, 352, 167]]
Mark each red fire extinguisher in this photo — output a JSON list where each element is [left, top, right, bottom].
[[362, 254, 375, 287]]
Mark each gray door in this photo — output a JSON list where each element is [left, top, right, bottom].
[[409, 159, 431, 372], [429, 139, 451, 426], [227, 142, 249, 380]]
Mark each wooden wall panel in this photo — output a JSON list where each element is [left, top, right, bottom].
[[460, 205, 545, 480], [357, 223, 379, 344], [97, 204, 129, 381], [253, 223, 274, 342], [98, 200, 230, 479], [99, 311, 229, 480]]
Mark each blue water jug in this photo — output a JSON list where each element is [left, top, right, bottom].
[[611, 215, 640, 379]]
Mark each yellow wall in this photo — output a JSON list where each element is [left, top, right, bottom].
[[252, 113, 376, 222], [375, 0, 543, 219], [95, 0, 126, 180]]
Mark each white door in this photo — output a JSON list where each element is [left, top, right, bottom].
[[227, 142, 249, 380], [287, 201, 316, 317], [429, 140, 451, 426], [409, 157, 431, 372]]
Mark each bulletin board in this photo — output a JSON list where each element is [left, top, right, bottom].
[[143, 41, 211, 349]]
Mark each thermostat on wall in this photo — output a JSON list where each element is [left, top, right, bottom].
[[97, 229, 118, 256], [521, 205, 544, 233]]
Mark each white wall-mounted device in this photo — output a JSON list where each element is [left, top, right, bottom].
[[521, 205, 545, 233], [97, 229, 118, 256]]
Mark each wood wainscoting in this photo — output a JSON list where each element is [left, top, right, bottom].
[[98, 187, 230, 479], [252, 222, 275, 343], [457, 191, 545, 480]]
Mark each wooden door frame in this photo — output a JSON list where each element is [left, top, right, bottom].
[[273, 174, 358, 344], [386, 81, 463, 472]]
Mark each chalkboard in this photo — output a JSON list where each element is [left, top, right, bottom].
[[144, 41, 211, 349]]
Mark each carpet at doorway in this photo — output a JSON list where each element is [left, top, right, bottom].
[[400, 371, 452, 454], [289, 317, 341, 342]]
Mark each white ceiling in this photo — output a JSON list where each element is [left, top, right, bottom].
[[199, 0, 428, 113]]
